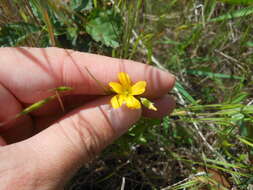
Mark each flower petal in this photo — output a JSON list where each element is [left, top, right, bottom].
[[125, 96, 141, 109], [110, 95, 124, 109], [118, 72, 131, 87], [109, 82, 123, 93], [130, 81, 146, 95]]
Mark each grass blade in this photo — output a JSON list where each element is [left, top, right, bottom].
[[210, 6, 253, 22], [186, 69, 245, 80], [175, 82, 198, 105]]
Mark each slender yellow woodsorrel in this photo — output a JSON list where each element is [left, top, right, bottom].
[[109, 72, 157, 111]]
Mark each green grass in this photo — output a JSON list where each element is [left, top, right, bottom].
[[1, 0, 253, 189]]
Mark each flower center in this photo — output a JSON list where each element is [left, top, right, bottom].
[[122, 87, 131, 96]]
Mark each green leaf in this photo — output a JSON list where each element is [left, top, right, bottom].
[[0, 23, 40, 46], [162, 116, 170, 135], [85, 9, 122, 48], [230, 92, 248, 104], [70, 0, 93, 11], [245, 41, 253, 47]]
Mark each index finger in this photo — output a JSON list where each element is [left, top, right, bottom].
[[0, 47, 175, 103]]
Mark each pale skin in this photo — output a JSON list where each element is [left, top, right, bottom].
[[0, 47, 175, 190]]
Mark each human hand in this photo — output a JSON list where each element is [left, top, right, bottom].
[[0, 47, 175, 190]]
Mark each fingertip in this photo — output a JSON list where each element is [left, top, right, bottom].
[[152, 68, 176, 96], [131, 65, 176, 98], [142, 95, 176, 119], [160, 69, 176, 92], [0, 136, 7, 146]]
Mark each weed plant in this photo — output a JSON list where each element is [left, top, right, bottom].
[[0, 0, 253, 189]]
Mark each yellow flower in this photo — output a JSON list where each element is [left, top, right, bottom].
[[109, 72, 146, 109]]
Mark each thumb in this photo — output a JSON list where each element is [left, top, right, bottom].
[[22, 96, 140, 188]]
